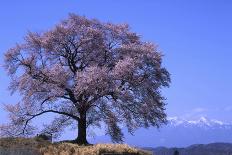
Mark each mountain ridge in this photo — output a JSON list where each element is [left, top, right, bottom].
[[144, 142, 232, 155], [90, 116, 232, 147], [167, 116, 231, 127]]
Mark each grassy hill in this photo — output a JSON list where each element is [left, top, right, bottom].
[[0, 137, 152, 155]]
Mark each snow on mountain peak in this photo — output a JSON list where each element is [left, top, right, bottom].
[[211, 119, 224, 125], [199, 116, 208, 122], [167, 117, 229, 127]]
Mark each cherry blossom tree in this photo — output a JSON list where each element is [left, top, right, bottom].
[[1, 14, 170, 145]]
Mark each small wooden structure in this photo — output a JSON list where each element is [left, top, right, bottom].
[[36, 133, 52, 142]]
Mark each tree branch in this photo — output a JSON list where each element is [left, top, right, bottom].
[[26, 110, 80, 121]]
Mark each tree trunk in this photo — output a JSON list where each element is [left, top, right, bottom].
[[75, 110, 89, 145]]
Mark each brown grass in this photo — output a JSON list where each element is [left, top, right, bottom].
[[0, 137, 49, 148], [40, 143, 152, 155], [0, 137, 152, 155]]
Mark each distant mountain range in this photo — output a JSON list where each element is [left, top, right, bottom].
[[144, 143, 232, 155], [90, 116, 232, 147], [168, 116, 232, 129], [120, 117, 232, 147]]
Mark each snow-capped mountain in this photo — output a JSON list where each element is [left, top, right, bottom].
[[91, 117, 232, 147], [125, 117, 232, 147], [167, 117, 232, 129]]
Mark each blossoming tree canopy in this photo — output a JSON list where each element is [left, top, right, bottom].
[[2, 14, 170, 145]]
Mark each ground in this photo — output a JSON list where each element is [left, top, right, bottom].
[[0, 137, 152, 155]]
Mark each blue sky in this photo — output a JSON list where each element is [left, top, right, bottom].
[[0, 0, 232, 143]]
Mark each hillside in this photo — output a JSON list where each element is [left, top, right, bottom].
[[145, 143, 232, 155], [0, 137, 151, 155]]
